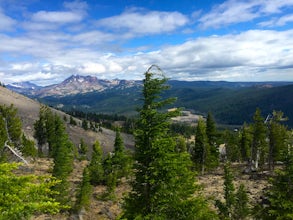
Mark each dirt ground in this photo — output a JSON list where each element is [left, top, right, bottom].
[[26, 159, 269, 220]]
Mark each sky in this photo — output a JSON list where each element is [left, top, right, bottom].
[[0, 0, 293, 85]]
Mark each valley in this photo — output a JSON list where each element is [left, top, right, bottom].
[[7, 75, 293, 128]]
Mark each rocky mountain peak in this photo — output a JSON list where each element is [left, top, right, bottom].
[[63, 75, 98, 84], [7, 75, 140, 98]]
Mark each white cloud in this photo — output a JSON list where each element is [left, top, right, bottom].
[[157, 30, 293, 79], [1, 29, 293, 84], [0, 9, 16, 30], [260, 0, 293, 14], [78, 62, 106, 74], [199, 0, 293, 29], [259, 14, 293, 27], [22, 21, 58, 31], [107, 61, 123, 73], [3, 71, 59, 85], [32, 10, 83, 24], [199, 0, 260, 29], [4, 30, 293, 81], [1, 0, 293, 85], [97, 9, 189, 35], [63, 0, 88, 12], [72, 31, 115, 45], [11, 63, 33, 71]]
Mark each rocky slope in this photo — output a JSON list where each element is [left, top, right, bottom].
[[0, 86, 134, 154]]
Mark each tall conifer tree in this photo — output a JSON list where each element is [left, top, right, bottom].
[[51, 115, 74, 207], [239, 123, 251, 162], [122, 65, 216, 219], [216, 163, 235, 219], [206, 112, 219, 168], [111, 129, 131, 179], [0, 104, 22, 144], [88, 140, 104, 185], [257, 147, 293, 219], [192, 119, 211, 174], [75, 166, 92, 212], [268, 111, 288, 170], [251, 108, 268, 170]]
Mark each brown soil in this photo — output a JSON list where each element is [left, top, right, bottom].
[[25, 159, 269, 220]]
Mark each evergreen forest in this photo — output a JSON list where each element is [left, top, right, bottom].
[[0, 66, 293, 219]]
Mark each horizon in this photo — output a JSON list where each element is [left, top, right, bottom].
[[7, 74, 293, 87], [1, 0, 293, 85]]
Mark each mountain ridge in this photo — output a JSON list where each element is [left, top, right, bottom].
[[7, 75, 140, 97], [7, 74, 293, 98], [6, 75, 293, 128]]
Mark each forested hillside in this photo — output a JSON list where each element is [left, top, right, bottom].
[[170, 84, 293, 127], [1, 70, 293, 219], [35, 81, 293, 128]]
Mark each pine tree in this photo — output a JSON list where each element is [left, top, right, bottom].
[[0, 114, 8, 159], [239, 123, 251, 162], [216, 163, 250, 220], [0, 104, 27, 161], [234, 184, 249, 220], [20, 134, 37, 158], [88, 140, 104, 185], [0, 104, 22, 144], [268, 111, 288, 171], [122, 65, 216, 219], [0, 163, 63, 219], [111, 129, 131, 180], [51, 115, 74, 207], [251, 108, 268, 170], [216, 163, 235, 219], [82, 119, 88, 130], [222, 129, 241, 162], [257, 149, 293, 219], [69, 116, 77, 126], [34, 105, 49, 155], [75, 166, 92, 212], [34, 105, 58, 156], [78, 138, 88, 159], [103, 170, 117, 201], [206, 112, 217, 145], [206, 112, 219, 169], [175, 135, 187, 153], [192, 119, 211, 174]]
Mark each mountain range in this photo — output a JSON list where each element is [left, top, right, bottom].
[[7, 75, 139, 97], [7, 75, 293, 128]]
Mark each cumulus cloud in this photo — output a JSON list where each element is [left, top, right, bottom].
[[1, 1, 293, 85], [154, 30, 293, 80], [97, 8, 189, 35], [78, 62, 106, 74], [32, 11, 83, 24], [0, 9, 16, 30], [199, 0, 293, 29], [2, 29, 293, 84]]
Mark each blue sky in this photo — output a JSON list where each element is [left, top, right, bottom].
[[0, 0, 293, 85]]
